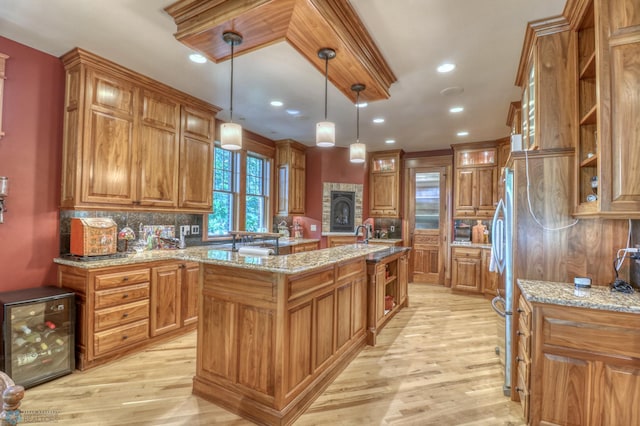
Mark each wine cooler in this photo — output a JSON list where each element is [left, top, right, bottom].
[[0, 286, 75, 388]]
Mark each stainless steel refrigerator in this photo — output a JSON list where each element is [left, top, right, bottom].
[[491, 167, 513, 397]]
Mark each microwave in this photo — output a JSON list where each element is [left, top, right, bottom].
[[70, 218, 117, 256]]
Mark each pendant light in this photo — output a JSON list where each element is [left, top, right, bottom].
[[349, 83, 366, 163], [316, 48, 336, 147], [220, 31, 243, 151]]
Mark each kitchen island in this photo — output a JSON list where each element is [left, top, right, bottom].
[[192, 244, 407, 425]]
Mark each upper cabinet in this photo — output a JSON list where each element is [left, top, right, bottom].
[[275, 139, 306, 216], [568, 0, 640, 217], [452, 143, 498, 219], [369, 150, 403, 218], [60, 48, 219, 212], [515, 17, 574, 151]]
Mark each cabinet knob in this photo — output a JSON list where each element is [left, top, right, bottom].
[[515, 387, 523, 393], [516, 356, 522, 363], [179, 264, 186, 269], [122, 276, 129, 282], [122, 335, 128, 340], [517, 308, 524, 313], [516, 330, 523, 336], [122, 294, 129, 299], [122, 313, 129, 318]]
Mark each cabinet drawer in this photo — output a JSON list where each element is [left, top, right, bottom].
[[517, 342, 531, 385], [95, 283, 149, 309], [517, 295, 531, 330], [517, 329, 531, 359], [452, 247, 481, 258], [94, 319, 149, 357], [94, 299, 149, 332], [95, 269, 150, 289], [516, 370, 530, 419]]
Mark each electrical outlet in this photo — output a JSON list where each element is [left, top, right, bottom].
[[191, 225, 200, 235], [390, 225, 395, 232], [180, 225, 190, 236], [310, 224, 317, 232]]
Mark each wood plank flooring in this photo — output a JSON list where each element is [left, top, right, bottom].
[[20, 285, 525, 425]]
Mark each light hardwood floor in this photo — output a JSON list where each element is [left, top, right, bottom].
[[20, 285, 525, 425]]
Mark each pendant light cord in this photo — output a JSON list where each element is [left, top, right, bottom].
[[356, 90, 360, 142], [323, 57, 329, 120], [229, 41, 235, 123]]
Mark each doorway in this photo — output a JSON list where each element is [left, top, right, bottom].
[[409, 167, 447, 284]]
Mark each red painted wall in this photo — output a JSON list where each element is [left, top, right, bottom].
[[304, 146, 369, 244], [0, 37, 65, 291]]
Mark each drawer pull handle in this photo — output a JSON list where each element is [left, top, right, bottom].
[[516, 387, 523, 393], [122, 313, 129, 318], [122, 276, 129, 282], [517, 308, 524, 313], [516, 330, 523, 336], [516, 356, 522, 363], [122, 294, 129, 299], [122, 335, 128, 340]]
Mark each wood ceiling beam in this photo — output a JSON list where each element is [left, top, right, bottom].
[[164, 0, 397, 102]]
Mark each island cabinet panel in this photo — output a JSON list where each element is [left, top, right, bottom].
[[180, 262, 199, 327], [150, 264, 182, 337], [194, 258, 368, 425]]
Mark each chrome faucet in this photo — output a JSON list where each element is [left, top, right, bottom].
[[354, 225, 368, 244]]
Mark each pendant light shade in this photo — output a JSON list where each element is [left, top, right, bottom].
[[221, 31, 243, 151], [350, 83, 366, 163], [316, 48, 336, 147]]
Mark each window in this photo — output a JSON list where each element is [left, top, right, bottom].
[[245, 154, 269, 232], [206, 147, 271, 238], [208, 147, 236, 236]]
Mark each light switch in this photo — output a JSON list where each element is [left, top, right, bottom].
[[191, 225, 200, 235]]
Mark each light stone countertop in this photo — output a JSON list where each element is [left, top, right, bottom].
[[54, 243, 388, 275], [518, 279, 640, 314], [451, 241, 492, 249]]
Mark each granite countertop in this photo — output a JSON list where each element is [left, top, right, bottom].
[[54, 244, 389, 275], [518, 279, 640, 314], [365, 246, 410, 263], [278, 238, 320, 246], [367, 238, 403, 244]]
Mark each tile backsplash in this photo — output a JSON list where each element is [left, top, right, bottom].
[[59, 210, 204, 254]]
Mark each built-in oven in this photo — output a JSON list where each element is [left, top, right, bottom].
[[453, 221, 472, 242]]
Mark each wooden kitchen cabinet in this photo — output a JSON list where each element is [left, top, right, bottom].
[[481, 247, 499, 297], [366, 249, 409, 345], [275, 139, 306, 215], [518, 295, 640, 425], [180, 261, 200, 327], [150, 263, 182, 336], [452, 144, 498, 218], [57, 260, 198, 370], [569, 0, 640, 217], [514, 295, 532, 423], [291, 241, 319, 253], [327, 235, 357, 247], [60, 48, 218, 212], [369, 150, 402, 217], [450, 246, 482, 293]]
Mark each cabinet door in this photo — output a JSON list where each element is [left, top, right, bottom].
[[82, 71, 137, 205], [178, 106, 214, 210], [137, 91, 180, 207], [181, 262, 199, 326], [454, 169, 475, 216], [370, 173, 399, 216], [597, 363, 640, 426], [397, 254, 408, 305], [537, 353, 590, 426], [481, 248, 499, 295], [276, 165, 289, 215], [476, 167, 497, 216], [451, 249, 482, 293], [290, 165, 305, 214], [150, 264, 182, 336]]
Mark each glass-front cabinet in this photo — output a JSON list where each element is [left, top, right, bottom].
[[415, 172, 440, 230], [521, 63, 535, 150]]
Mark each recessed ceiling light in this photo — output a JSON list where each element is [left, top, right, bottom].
[[286, 109, 300, 115], [437, 63, 456, 73], [270, 100, 284, 107], [372, 118, 385, 124], [357, 102, 368, 108], [450, 106, 464, 113], [385, 139, 396, 144], [457, 131, 469, 137], [189, 53, 207, 64]]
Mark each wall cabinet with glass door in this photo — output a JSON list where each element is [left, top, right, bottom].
[[275, 139, 306, 216], [369, 150, 402, 218], [452, 144, 498, 219], [59, 48, 218, 212], [570, 0, 640, 217], [515, 17, 574, 152]]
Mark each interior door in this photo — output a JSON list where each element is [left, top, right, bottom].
[[410, 168, 447, 284]]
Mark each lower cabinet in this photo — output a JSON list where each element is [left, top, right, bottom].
[[291, 241, 319, 253], [519, 297, 640, 425], [451, 246, 482, 293], [451, 246, 498, 295], [57, 260, 199, 370], [366, 250, 409, 345], [327, 236, 357, 247]]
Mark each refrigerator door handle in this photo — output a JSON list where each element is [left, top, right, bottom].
[[491, 198, 506, 274], [491, 295, 506, 318]]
